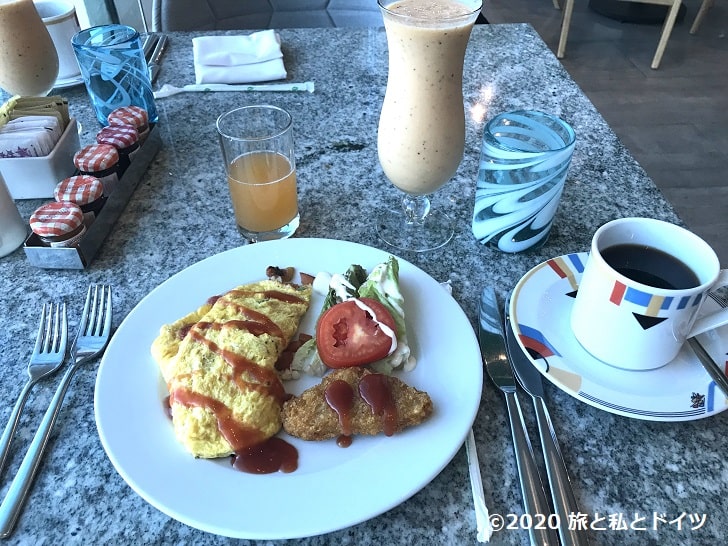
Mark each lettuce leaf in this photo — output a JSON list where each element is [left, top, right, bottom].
[[358, 256, 415, 373]]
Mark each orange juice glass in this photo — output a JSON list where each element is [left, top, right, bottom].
[[216, 105, 300, 242]]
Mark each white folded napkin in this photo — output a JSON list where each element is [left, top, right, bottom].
[[192, 30, 287, 84]]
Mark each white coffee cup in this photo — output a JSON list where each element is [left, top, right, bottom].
[[571, 217, 728, 371], [0, 173, 27, 258], [34, 0, 81, 80]]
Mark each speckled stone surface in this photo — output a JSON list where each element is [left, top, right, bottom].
[[0, 25, 725, 545]]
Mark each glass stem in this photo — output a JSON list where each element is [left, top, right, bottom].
[[401, 194, 431, 226]]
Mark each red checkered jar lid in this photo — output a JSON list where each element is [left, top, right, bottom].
[[54, 175, 104, 205], [29, 201, 84, 237], [107, 106, 148, 129], [74, 144, 119, 171], [96, 124, 139, 148]]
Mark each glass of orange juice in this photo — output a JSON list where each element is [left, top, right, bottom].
[[216, 105, 300, 242]]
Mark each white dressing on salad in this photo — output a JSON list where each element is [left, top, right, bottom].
[[363, 264, 406, 319], [351, 298, 398, 356], [329, 273, 357, 302], [312, 271, 332, 296]]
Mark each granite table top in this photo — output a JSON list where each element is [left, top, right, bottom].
[[0, 24, 725, 545]]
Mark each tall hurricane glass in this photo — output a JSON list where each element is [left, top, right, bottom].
[[377, 0, 481, 252]]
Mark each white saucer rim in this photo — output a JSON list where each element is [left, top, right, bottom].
[[53, 73, 84, 89]]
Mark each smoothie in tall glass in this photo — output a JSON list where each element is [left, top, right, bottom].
[[0, 0, 58, 96], [376, 0, 481, 251]]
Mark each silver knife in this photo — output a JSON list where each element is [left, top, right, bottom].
[[505, 296, 590, 546], [479, 287, 558, 546]]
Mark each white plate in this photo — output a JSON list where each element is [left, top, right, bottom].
[[94, 238, 483, 539], [53, 73, 84, 89], [509, 252, 728, 421]]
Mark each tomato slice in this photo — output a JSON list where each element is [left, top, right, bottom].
[[316, 297, 397, 368]]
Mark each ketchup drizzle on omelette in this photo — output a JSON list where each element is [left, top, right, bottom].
[[169, 289, 307, 473]]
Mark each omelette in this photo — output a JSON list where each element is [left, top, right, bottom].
[[152, 279, 312, 458]]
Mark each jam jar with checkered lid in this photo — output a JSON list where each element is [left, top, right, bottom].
[[74, 143, 120, 195], [96, 123, 140, 175], [29, 201, 87, 247], [55, 175, 105, 224], [107, 106, 150, 143]]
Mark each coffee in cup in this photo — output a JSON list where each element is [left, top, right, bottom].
[[571, 217, 728, 370]]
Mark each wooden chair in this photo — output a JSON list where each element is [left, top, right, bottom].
[[556, 0, 683, 69], [690, 0, 716, 34]]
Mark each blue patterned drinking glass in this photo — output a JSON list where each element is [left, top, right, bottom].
[[472, 110, 576, 253], [72, 25, 158, 126]]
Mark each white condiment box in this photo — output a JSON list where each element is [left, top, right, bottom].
[[0, 117, 80, 199]]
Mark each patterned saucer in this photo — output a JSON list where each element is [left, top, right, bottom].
[[508, 252, 728, 421]]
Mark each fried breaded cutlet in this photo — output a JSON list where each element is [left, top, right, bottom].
[[151, 279, 312, 458], [281, 367, 433, 441]]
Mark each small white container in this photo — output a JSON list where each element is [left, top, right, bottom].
[[0, 117, 81, 199], [0, 172, 27, 257]]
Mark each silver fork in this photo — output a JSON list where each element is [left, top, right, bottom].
[[0, 303, 68, 478], [0, 285, 112, 538]]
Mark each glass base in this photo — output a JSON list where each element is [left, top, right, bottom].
[[376, 208, 453, 252], [237, 213, 300, 243]]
